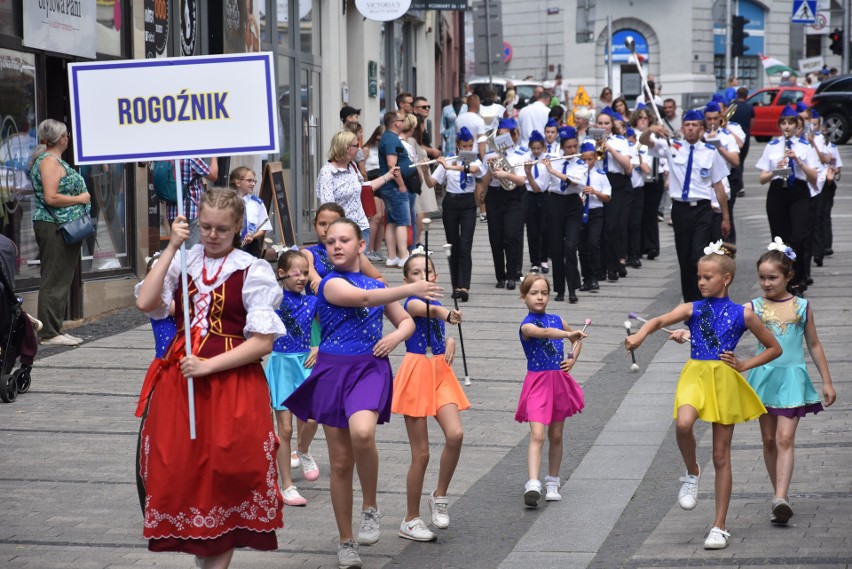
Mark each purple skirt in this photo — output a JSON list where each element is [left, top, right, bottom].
[[766, 403, 824, 418], [283, 352, 393, 429]]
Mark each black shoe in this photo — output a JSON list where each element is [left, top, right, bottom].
[[554, 293, 565, 302], [506, 279, 516, 290], [628, 257, 642, 268], [814, 257, 823, 267], [607, 271, 619, 282], [579, 281, 592, 292], [618, 264, 628, 278], [568, 294, 579, 304], [589, 279, 600, 291], [737, 189, 745, 197], [495, 280, 505, 289], [452, 290, 461, 299], [805, 277, 814, 286], [598, 272, 607, 281], [541, 263, 549, 274], [824, 248, 834, 256], [646, 249, 659, 260]]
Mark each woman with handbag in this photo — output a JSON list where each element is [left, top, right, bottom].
[[28, 119, 92, 346]]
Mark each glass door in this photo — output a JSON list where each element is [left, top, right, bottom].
[[297, 66, 321, 243]]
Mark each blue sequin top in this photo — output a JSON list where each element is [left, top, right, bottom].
[[150, 316, 177, 358], [317, 271, 385, 355], [272, 290, 318, 354], [687, 297, 746, 360], [307, 243, 334, 296], [519, 312, 565, 371], [403, 297, 446, 355]]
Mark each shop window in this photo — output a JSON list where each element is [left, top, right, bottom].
[[79, 163, 131, 275], [96, 0, 128, 57], [0, 48, 38, 284], [0, 0, 18, 38], [300, 0, 320, 57]]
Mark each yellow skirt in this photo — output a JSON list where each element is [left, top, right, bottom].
[[392, 353, 471, 417], [673, 359, 766, 425]]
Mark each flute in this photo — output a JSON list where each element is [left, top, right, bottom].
[[520, 152, 581, 167], [412, 155, 458, 168]]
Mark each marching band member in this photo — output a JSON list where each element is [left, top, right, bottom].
[[639, 109, 730, 302], [573, 141, 611, 293], [523, 131, 553, 276], [703, 102, 741, 243], [596, 107, 634, 283], [809, 109, 841, 268], [626, 127, 649, 269], [630, 108, 664, 262], [544, 119, 562, 156]]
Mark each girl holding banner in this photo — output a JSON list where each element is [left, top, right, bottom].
[[134, 188, 286, 567]]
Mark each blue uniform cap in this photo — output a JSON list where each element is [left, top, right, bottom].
[[780, 105, 798, 118], [498, 117, 517, 131], [457, 126, 473, 142], [711, 93, 726, 104], [635, 102, 647, 110], [528, 130, 545, 143], [558, 126, 577, 140], [683, 109, 704, 122], [612, 111, 625, 122], [600, 106, 615, 117], [795, 101, 809, 113], [626, 127, 636, 137], [545, 118, 559, 128], [580, 141, 596, 153], [704, 102, 722, 113], [811, 109, 820, 119]]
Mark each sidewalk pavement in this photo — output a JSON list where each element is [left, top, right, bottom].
[[1, 145, 850, 568]]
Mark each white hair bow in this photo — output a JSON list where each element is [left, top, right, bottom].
[[410, 245, 430, 256], [271, 243, 300, 256], [767, 236, 797, 260], [703, 240, 725, 256]]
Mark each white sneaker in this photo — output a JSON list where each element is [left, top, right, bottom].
[[524, 479, 542, 508], [398, 517, 437, 542], [397, 255, 409, 268], [429, 491, 450, 529], [290, 451, 301, 468], [40, 334, 82, 346], [357, 507, 381, 545], [678, 468, 700, 510], [385, 257, 399, 267], [281, 485, 307, 506], [337, 540, 362, 568], [771, 497, 793, 525], [544, 476, 562, 501], [703, 526, 730, 549], [299, 451, 320, 481]]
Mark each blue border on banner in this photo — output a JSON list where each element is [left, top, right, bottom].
[[70, 53, 277, 163]]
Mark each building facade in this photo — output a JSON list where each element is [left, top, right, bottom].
[[0, 0, 457, 321]]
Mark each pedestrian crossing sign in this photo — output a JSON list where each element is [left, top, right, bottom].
[[791, 0, 817, 24]]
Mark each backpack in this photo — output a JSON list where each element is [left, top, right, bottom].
[[152, 161, 178, 203]]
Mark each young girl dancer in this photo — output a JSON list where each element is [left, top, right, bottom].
[[516, 273, 587, 508], [740, 243, 836, 524], [392, 253, 469, 541], [284, 218, 440, 569], [266, 249, 321, 507], [135, 188, 286, 569], [625, 242, 782, 550]]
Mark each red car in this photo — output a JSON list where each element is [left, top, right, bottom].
[[744, 86, 814, 142]]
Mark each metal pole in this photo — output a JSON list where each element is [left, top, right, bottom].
[[725, 0, 732, 83], [844, 0, 850, 72], [174, 160, 197, 441], [484, 0, 493, 89], [607, 14, 613, 90]]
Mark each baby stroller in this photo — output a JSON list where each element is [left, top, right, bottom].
[[0, 234, 35, 403]]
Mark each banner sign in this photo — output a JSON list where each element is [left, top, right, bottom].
[[410, 0, 468, 9], [68, 52, 280, 165], [23, 0, 97, 59]]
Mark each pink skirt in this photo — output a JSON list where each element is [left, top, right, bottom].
[[515, 370, 584, 424]]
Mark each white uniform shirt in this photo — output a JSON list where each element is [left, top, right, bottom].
[[241, 194, 273, 238], [517, 101, 551, 146], [755, 136, 820, 184], [630, 143, 646, 189], [545, 140, 562, 156], [598, 134, 631, 175], [550, 158, 586, 196], [578, 165, 612, 209], [522, 151, 552, 192], [430, 159, 484, 194], [647, 134, 729, 201]]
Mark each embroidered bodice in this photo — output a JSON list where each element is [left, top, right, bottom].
[[272, 290, 318, 353], [403, 297, 446, 355], [687, 297, 746, 360], [751, 296, 807, 368], [317, 271, 385, 356], [519, 312, 565, 371]]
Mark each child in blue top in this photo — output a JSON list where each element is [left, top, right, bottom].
[[265, 249, 319, 508], [626, 241, 782, 550], [516, 273, 587, 508], [391, 253, 470, 541], [736, 243, 836, 525], [144, 253, 177, 358], [284, 218, 440, 568]]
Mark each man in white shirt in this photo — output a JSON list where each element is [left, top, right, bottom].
[[455, 94, 488, 158], [517, 91, 552, 147], [661, 98, 681, 139], [479, 87, 507, 130]]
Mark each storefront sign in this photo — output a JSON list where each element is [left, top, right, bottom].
[[143, 0, 169, 58], [68, 53, 280, 165], [410, 0, 468, 9], [355, 0, 412, 21], [23, 0, 97, 59]]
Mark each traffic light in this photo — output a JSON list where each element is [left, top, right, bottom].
[[829, 29, 843, 55], [732, 15, 750, 57]]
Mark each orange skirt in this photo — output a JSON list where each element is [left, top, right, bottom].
[[392, 353, 471, 417]]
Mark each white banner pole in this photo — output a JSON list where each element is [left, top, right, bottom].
[[174, 160, 197, 440]]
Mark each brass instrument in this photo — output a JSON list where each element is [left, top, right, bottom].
[[482, 129, 518, 190], [724, 103, 738, 124], [595, 138, 606, 161]]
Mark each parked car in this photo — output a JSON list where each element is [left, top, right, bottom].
[[468, 77, 543, 105], [811, 74, 852, 145], [744, 86, 814, 142]]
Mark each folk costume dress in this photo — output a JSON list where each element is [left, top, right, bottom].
[[284, 271, 394, 428], [266, 290, 318, 410], [134, 246, 286, 556], [746, 296, 823, 417], [515, 312, 585, 424], [392, 298, 470, 417], [676, 297, 766, 423]]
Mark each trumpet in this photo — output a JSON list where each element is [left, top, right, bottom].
[[595, 138, 607, 161]]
